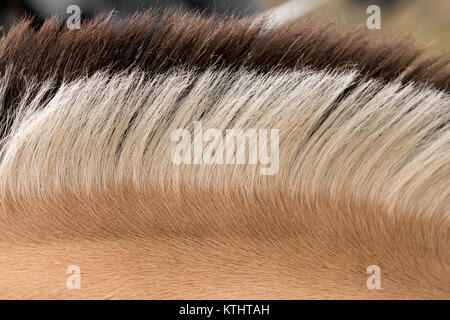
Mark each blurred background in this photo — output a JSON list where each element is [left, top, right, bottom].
[[0, 0, 448, 53], [259, 0, 449, 54]]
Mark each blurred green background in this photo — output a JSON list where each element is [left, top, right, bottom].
[[259, 0, 450, 55]]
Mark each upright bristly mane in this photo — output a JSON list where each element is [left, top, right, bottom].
[[0, 10, 448, 299], [0, 10, 449, 137]]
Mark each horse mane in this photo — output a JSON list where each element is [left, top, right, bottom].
[[0, 9, 449, 136], [0, 10, 448, 299]]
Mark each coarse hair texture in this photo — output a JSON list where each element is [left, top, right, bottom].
[[0, 9, 449, 137], [0, 68, 448, 299]]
